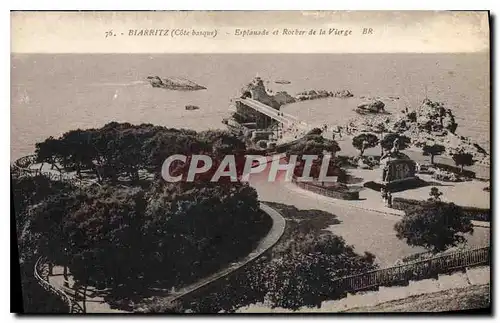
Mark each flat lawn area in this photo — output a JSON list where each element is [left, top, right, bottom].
[[346, 284, 490, 313]]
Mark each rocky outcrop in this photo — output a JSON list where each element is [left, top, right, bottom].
[[273, 91, 296, 105], [416, 99, 458, 133], [342, 98, 489, 166], [355, 100, 386, 114], [404, 99, 487, 164], [275, 79, 291, 84], [146, 76, 207, 91], [296, 89, 353, 101], [241, 77, 283, 109], [332, 89, 354, 98]]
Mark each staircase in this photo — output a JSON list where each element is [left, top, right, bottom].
[[321, 266, 490, 312]]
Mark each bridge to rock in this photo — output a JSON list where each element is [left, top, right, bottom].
[[232, 98, 308, 128]]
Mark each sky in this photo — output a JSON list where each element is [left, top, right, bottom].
[[11, 11, 490, 53]]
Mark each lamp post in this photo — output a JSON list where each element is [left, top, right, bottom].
[[63, 247, 69, 287]]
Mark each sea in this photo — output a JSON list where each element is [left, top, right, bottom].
[[11, 53, 490, 161]]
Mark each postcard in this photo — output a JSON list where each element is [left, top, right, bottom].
[[11, 11, 490, 314]]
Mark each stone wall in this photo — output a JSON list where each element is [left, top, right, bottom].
[[292, 178, 359, 200]]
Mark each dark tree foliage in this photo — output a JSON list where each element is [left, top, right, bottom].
[[306, 128, 323, 136], [352, 133, 379, 156], [12, 175, 76, 262], [428, 187, 443, 202], [284, 134, 340, 157], [380, 133, 411, 152], [27, 180, 268, 298], [12, 175, 78, 313], [281, 134, 341, 180], [452, 152, 475, 173], [394, 202, 474, 253], [34, 136, 63, 170], [259, 233, 376, 309], [198, 129, 246, 157], [422, 144, 446, 164]]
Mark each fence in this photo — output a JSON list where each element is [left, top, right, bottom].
[[291, 177, 359, 200], [12, 155, 101, 188], [330, 246, 489, 294], [34, 257, 85, 314]]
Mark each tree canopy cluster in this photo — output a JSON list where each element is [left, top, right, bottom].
[[380, 133, 411, 152], [277, 133, 345, 181], [34, 122, 246, 183], [23, 177, 269, 296], [16, 123, 272, 303], [452, 152, 475, 173]]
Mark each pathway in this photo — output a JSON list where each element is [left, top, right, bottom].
[[48, 267, 125, 313]]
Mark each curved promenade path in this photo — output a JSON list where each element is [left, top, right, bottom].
[[40, 202, 286, 313], [14, 156, 287, 313], [164, 203, 285, 303]]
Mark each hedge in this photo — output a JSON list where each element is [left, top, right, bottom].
[[392, 197, 490, 222]]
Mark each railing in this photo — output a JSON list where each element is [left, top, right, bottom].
[[34, 257, 85, 314], [235, 98, 296, 126], [12, 156, 101, 188], [13, 154, 37, 170], [331, 246, 490, 294]]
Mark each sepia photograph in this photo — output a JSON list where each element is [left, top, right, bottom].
[[10, 10, 491, 314]]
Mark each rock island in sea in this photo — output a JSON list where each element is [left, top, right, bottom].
[[146, 76, 207, 91]]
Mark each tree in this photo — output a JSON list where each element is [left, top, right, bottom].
[[374, 123, 388, 155], [281, 134, 341, 180], [352, 133, 379, 156], [34, 136, 63, 171], [258, 233, 377, 309], [380, 133, 411, 153], [57, 130, 98, 178], [422, 144, 445, 164], [30, 191, 82, 273], [13, 174, 76, 265], [394, 202, 473, 253], [306, 127, 323, 136], [198, 130, 246, 157], [428, 187, 443, 202], [452, 152, 475, 173]]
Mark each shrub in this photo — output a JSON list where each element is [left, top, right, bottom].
[[395, 201, 474, 252], [392, 197, 490, 222], [422, 144, 446, 164], [452, 152, 475, 173]]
